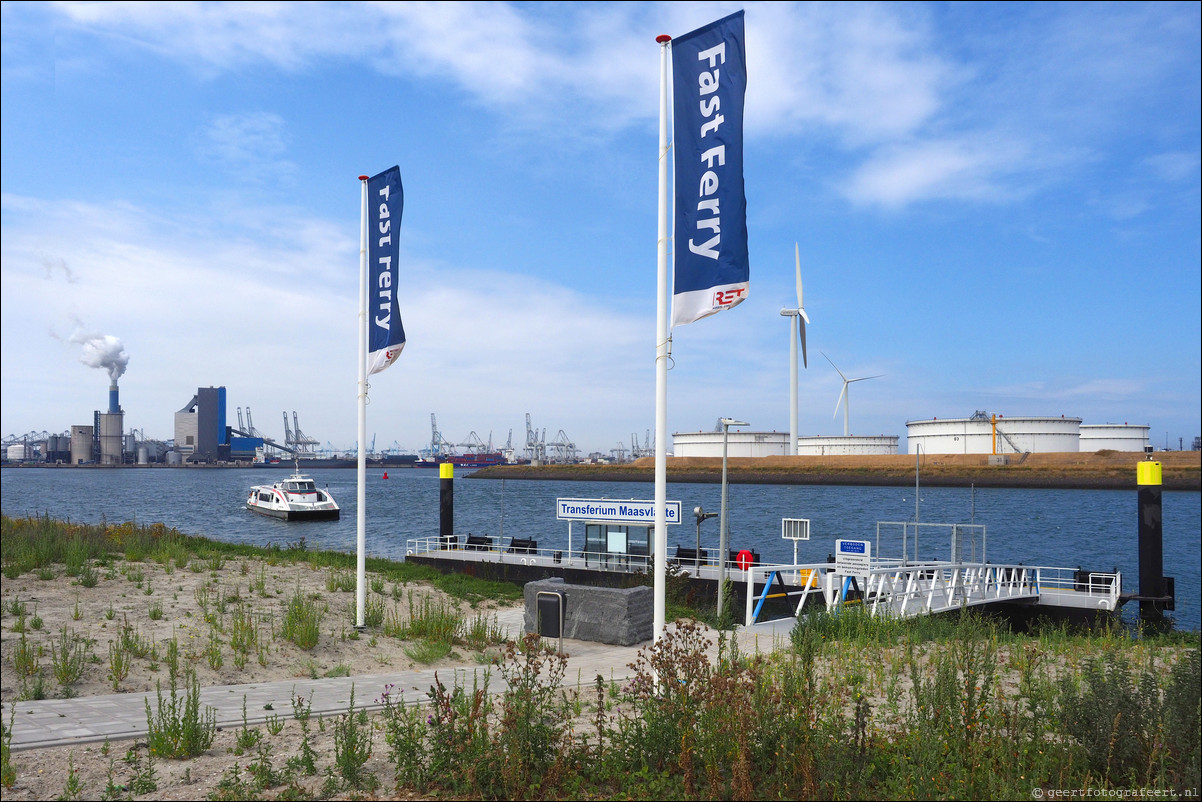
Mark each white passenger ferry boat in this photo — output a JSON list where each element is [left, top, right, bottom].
[[246, 467, 340, 521]]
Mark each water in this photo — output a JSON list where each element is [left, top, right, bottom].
[[2, 467, 1198, 630]]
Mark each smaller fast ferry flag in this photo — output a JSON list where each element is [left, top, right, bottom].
[[367, 166, 405, 374], [670, 10, 749, 328]]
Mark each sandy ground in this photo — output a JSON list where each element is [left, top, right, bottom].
[[1, 554, 521, 800]]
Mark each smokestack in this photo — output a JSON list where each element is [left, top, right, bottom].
[[109, 382, 120, 414]]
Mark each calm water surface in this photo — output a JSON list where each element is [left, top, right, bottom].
[[2, 467, 1198, 630]]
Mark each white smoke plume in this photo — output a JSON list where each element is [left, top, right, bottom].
[[69, 329, 129, 382]]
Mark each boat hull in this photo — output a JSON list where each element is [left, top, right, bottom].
[[247, 503, 340, 521]]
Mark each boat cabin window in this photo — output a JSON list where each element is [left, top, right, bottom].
[[286, 481, 316, 493], [258, 492, 272, 502]]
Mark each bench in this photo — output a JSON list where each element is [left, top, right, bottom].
[[507, 538, 538, 554], [673, 545, 708, 566]]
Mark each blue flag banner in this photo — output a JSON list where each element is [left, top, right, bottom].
[[671, 10, 749, 328], [367, 166, 405, 374]]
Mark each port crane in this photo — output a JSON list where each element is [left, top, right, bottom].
[[425, 414, 454, 458]]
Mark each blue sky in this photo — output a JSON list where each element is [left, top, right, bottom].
[[2, 1, 1199, 457]]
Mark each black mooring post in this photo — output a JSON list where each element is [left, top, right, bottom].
[[439, 462, 454, 548], [1137, 458, 1165, 624]]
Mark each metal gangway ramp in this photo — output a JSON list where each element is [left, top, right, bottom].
[[741, 521, 1123, 627]]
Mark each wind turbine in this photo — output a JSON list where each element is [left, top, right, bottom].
[[779, 243, 809, 455], [823, 352, 883, 437]]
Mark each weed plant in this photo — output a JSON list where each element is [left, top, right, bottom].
[[281, 582, 324, 650], [1, 706, 15, 789], [108, 641, 131, 691], [332, 686, 375, 791], [50, 626, 90, 688], [369, 611, 1200, 801], [144, 667, 216, 759]]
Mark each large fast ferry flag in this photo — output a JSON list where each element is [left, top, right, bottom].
[[671, 11, 749, 328], [367, 166, 405, 374]]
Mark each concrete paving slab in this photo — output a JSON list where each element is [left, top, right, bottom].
[[6, 610, 797, 753]]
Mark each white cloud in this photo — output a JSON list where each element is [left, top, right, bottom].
[[746, 2, 950, 142], [1143, 151, 1201, 184], [842, 135, 1032, 207], [198, 112, 293, 177]]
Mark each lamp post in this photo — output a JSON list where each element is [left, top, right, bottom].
[[717, 417, 748, 620], [693, 505, 718, 573]]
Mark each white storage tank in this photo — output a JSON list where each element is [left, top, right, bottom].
[[672, 430, 790, 458], [1079, 424, 1150, 452], [796, 435, 899, 455], [6, 444, 29, 461], [907, 415, 1081, 455]]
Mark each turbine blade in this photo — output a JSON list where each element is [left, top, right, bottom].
[[794, 242, 804, 309], [848, 374, 885, 383], [834, 382, 847, 417], [798, 318, 808, 369], [821, 352, 846, 381]]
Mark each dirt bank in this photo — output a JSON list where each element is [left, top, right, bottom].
[[472, 451, 1201, 491]]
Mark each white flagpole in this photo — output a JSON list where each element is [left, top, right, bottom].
[[653, 33, 672, 644], [356, 174, 369, 630]]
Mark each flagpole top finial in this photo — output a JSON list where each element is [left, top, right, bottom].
[[358, 174, 369, 180], [656, 34, 671, 43]]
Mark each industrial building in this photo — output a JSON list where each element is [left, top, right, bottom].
[[173, 386, 268, 463], [173, 386, 229, 462]]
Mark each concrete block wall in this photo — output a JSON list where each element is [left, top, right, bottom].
[[523, 578, 652, 646]]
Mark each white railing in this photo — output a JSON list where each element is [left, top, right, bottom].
[[407, 535, 771, 576], [407, 537, 1122, 625], [742, 561, 1122, 626]]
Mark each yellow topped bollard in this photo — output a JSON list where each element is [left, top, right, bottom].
[[1137, 460, 1162, 486], [1137, 457, 1171, 626], [440, 462, 455, 548]]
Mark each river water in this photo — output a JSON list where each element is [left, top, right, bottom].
[[2, 467, 1198, 630]]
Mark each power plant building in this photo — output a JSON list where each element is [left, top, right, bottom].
[[174, 387, 229, 462], [70, 425, 93, 464]]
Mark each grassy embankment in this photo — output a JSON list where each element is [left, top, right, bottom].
[[1, 514, 1199, 800], [474, 449, 1202, 490]]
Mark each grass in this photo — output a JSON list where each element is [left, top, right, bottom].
[[1, 513, 515, 603]]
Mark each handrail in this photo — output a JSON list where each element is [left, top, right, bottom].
[[742, 560, 1122, 626]]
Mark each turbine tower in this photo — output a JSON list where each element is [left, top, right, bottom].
[[779, 242, 809, 455], [823, 352, 883, 437]]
